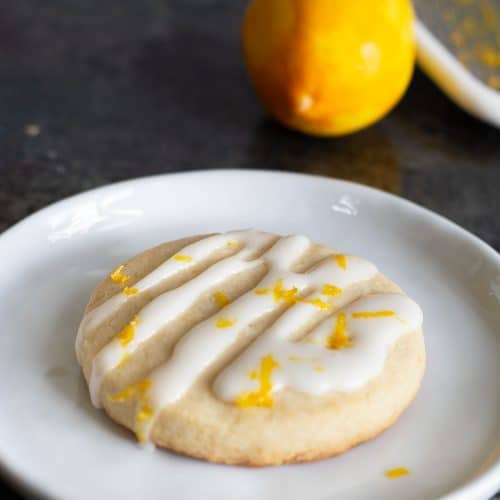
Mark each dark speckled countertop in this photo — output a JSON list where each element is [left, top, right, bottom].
[[0, 1, 499, 498]]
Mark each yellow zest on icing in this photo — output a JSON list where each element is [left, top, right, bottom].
[[327, 313, 351, 350], [300, 298, 331, 310], [109, 379, 152, 402], [81, 230, 425, 428], [173, 254, 192, 262], [136, 404, 154, 422], [272, 279, 298, 305], [321, 284, 342, 296], [123, 286, 139, 296], [109, 386, 134, 402], [235, 355, 280, 408], [335, 254, 347, 270], [117, 352, 130, 368], [226, 240, 238, 246], [214, 291, 230, 308], [215, 317, 236, 329], [136, 430, 146, 443], [254, 279, 298, 305], [116, 316, 139, 347], [288, 356, 319, 362], [385, 467, 410, 478], [352, 310, 396, 319], [110, 264, 130, 284]]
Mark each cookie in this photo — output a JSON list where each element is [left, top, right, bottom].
[[76, 230, 425, 465]]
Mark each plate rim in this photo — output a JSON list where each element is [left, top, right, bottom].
[[1, 168, 499, 263], [0, 168, 498, 500]]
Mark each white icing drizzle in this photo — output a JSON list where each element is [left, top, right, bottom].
[[76, 230, 423, 444], [147, 249, 376, 407], [89, 255, 261, 406], [75, 230, 274, 362], [147, 235, 313, 407], [81, 230, 276, 406], [141, 241, 379, 439], [214, 293, 423, 399]]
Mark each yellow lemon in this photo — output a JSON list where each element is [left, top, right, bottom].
[[242, 0, 416, 136]]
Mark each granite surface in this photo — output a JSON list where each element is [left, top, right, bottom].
[[0, 0, 499, 498]]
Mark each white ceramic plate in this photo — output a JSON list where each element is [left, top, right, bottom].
[[0, 170, 499, 500]]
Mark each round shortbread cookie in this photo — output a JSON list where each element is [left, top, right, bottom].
[[76, 230, 425, 466]]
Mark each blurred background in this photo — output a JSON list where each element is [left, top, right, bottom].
[[0, 0, 499, 496], [0, 1, 499, 249]]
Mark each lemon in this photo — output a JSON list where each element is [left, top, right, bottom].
[[242, 0, 416, 136]]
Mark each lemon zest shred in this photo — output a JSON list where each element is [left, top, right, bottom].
[[109, 386, 135, 403], [110, 264, 130, 284], [173, 254, 192, 262], [334, 254, 347, 270], [255, 279, 298, 305], [326, 313, 351, 350], [385, 467, 410, 478], [215, 317, 236, 329], [299, 298, 331, 310], [236, 355, 280, 408], [272, 279, 298, 305], [321, 284, 342, 296], [109, 378, 152, 403], [214, 291, 230, 308], [116, 316, 139, 347], [117, 352, 130, 369], [352, 310, 395, 319], [136, 405, 154, 423]]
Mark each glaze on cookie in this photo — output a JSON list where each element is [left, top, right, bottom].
[[76, 230, 425, 465]]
